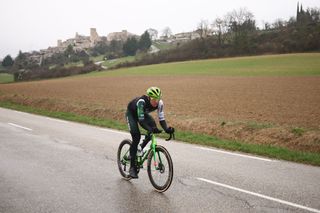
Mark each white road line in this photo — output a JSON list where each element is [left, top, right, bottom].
[[197, 178, 320, 213], [13, 110, 25, 114], [100, 128, 130, 136], [197, 147, 274, 162], [8, 123, 33, 131], [45, 117, 68, 123]]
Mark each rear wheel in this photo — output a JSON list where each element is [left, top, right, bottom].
[[147, 146, 173, 192], [117, 139, 132, 180]]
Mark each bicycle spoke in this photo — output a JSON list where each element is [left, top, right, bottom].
[[148, 148, 172, 190]]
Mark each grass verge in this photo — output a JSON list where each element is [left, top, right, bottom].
[[1, 100, 319, 166], [0, 73, 14, 83], [83, 53, 320, 77]]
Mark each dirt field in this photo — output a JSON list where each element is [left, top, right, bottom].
[[1, 75, 320, 152]]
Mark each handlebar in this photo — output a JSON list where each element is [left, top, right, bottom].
[[142, 131, 175, 141]]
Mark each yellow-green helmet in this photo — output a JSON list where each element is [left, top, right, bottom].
[[146, 87, 162, 100]]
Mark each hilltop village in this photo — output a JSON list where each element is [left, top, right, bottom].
[[26, 28, 200, 64]]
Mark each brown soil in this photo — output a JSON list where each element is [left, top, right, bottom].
[[1, 75, 320, 153]]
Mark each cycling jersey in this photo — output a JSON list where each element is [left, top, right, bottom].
[[127, 95, 165, 122]]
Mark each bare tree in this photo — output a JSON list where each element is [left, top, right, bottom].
[[147, 28, 158, 40], [196, 19, 211, 38], [226, 8, 254, 26], [212, 17, 228, 45], [224, 7, 256, 45], [161, 27, 172, 39], [272, 19, 286, 29], [261, 20, 271, 30]]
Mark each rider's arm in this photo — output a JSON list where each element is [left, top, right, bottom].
[[158, 100, 174, 134], [158, 100, 168, 130], [137, 99, 153, 132], [160, 120, 168, 131], [137, 99, 145, 121]]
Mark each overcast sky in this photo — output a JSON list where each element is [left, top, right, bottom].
[[1, 0, 319, 59]]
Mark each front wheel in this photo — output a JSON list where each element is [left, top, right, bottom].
[[117, 139, 132, 180], [147, 146, 173, 192]]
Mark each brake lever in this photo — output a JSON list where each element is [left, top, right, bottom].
[[165, 132, 175, 141]]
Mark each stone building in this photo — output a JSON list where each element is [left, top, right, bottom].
[[90, 28, 101, 45], [160, 31, 201, 43], [107, 30, 136, 42], [57, 28, 100, 50], [27, 28, 136, 62], [173, 32, 200, 41]]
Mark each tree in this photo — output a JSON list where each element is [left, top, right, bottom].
[[212, 18, 223, 45], [262, 21, 271, 30], [309, 8, 320, 23], [64, 44, 75, 58], [162, 27, 172, 39], [77, 50, 90, 65], [123, 37, 138, 56], [297, 4, 320, 25], [12, 50, 27, 71], [226, 8, 256, 34], [91, 41, 109, 56], [147, 28, 158, 40], [226, 8, 254, 26], [272, 19, 285, 29], [16, 50, 26, 61], [225, 8, 256, 53], [2, 55, 14, 67], [196, 19, 211, 38], [110, 40, 122, 53], [139, 31, 152, 51]]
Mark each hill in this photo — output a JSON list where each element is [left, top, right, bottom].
[[1, 53, 320, 164]]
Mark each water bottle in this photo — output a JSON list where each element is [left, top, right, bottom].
[[137, 144, 143, 157]]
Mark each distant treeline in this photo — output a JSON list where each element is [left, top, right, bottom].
[[13, 62, 101, 81], [114, 7, 320, 69], [3, 6, 320, 81]]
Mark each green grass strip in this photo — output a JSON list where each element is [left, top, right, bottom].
[[0, 101, 127, 131], [83, 53, 320, 77], [0, 73, 14, 83], [1, 100, 319, 166], [175, 131, 320, 166]]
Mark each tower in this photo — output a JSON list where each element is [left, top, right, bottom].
[[90, 28, 100, 46], [57, 40, 62, 47]]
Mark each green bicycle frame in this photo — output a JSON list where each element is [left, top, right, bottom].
[[136, 134, 162, 169], [122, 134, 163, 170]]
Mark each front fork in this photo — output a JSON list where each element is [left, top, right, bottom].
[[151, 134, 163, 170]]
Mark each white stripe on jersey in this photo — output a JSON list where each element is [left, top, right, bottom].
[[158, 100, 165, 121], [136, 99, 145, 106]]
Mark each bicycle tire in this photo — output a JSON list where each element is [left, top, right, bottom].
[[147, 145, 173, 192], [117, 139, 132, 180]]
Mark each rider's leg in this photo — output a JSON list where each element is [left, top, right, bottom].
[[126, 111, 140, 178], [141, 133, 152, 149], [140, 114, 157, 149]]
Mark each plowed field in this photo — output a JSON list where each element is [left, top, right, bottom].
[[1, 74, 320, 152]]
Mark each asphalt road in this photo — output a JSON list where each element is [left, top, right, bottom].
[[0, 107, 319, 213]]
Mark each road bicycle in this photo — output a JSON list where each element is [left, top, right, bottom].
[[117, 131, 174, 193]]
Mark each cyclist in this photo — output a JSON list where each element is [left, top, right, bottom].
[[126, 86, 175, 178]]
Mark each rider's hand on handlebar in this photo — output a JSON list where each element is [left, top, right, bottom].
[[165, 127, 175, 134], [152, 127, 162, 134]]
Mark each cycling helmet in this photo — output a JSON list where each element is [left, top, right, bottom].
[[147, 87, 162, 100]]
